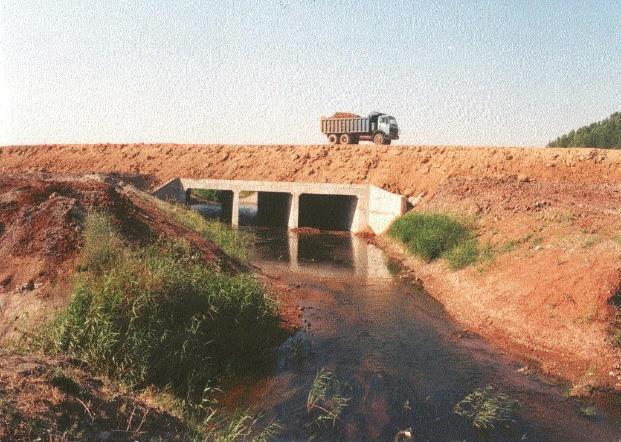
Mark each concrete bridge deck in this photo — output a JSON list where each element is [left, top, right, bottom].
[[153, 178, 407, 233]]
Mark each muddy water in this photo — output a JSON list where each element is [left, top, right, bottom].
[[187, 200, 621, 440]]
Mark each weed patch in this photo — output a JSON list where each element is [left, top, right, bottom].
[[79, 212, 124, 274], [150, 386, 280, 440], [499, 233, 533, 254], [578, 405, 597, 419], [49, 213, 282, 399], [454, 385, 519, 431], [190, 188, 223, 202]]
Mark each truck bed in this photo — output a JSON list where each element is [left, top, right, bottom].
[[320, 117, 369, 134]]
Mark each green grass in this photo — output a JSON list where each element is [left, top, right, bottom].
[[388, 212, 471, 261], [444, 239, 479, 270], [498, 233, 534, 254], [50, 213, 282, 399], [388, 212, 481, 269], [78, 211, 124, 274], [154, 387, 281, 441], [306, 369, 350, 433], [612, 328, 621, 348], [147, 194, 250, 262], [453, 385, 519, 431]]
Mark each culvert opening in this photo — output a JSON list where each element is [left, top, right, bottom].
[[187, 189, 234, 223], [299, 194, 357, 231], [241, 191, 292, 227]]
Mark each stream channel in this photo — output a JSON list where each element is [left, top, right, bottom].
[[195, 203, 621, 441]]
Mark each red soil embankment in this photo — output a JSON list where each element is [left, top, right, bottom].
[[0, 173, 246, 341], [1, 144, 621, 391], [1, 144, 620, 194]]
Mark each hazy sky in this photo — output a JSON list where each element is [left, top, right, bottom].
[[1, 1, 619, 146]]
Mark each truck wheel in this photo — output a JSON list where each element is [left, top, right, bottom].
[[328, 134, 339, 145], [373, 133, 384, 145], [340, 134, 351, 145]]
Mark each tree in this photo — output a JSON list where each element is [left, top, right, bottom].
[[548, 112, 621, 149]]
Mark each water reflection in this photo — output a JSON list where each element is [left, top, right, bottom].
[[247, 229, 393, 279]]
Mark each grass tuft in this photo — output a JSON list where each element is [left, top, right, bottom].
[[191, 188, 222, 202], [388, 212, 470, 261], [444, 239, 479, 270], [306, 369, 350, 434], [612, 328, 621, 347], [388, 212, 483, 270], [79, 212, 124, 274], [454, 385, 519, 431], [149, 386, 281, 440]]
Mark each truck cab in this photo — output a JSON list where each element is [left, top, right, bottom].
[[368, 112, 399, 144]]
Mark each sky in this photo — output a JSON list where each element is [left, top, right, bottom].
[[1, 0, 619, 146]]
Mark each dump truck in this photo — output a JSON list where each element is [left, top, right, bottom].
[[320, 112, 400, 145]]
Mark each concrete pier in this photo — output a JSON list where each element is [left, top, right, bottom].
[[153, 178, 407, 233]]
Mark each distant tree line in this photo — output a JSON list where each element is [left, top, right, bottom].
[[548, 112, 621, 149]]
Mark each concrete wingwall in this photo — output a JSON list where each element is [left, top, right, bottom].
[[152, 178, 187, 203], [153, 178, 407, 234], [368, 185, 409, 233]]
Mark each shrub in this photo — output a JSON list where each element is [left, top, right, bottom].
[[387, 212, 471, 261], [53, 214, 281, 397], [444, 239, 479, 270], [454, 385, 519, 431]]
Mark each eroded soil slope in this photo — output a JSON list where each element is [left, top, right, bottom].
[[0, 351, 190, 440], [379, 173, 621, 392], [0, 173, 243, 341]]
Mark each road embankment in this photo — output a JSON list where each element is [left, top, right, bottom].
[[2, 143, 621, 391]]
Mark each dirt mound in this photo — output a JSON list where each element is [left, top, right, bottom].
[[0, 173, 243, 341], [0, 351, 189, 440], [328, 112, 361, 119]]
